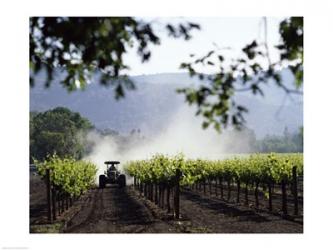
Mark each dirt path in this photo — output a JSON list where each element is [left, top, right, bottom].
[[178, 190, 303, 233], [30, 176, 303, 233], [30, 174, 48, 225], [64, 186, 178, 233], [64, 186, 302, 233]]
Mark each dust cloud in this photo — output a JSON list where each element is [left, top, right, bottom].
[[82, 106, 253, 183]]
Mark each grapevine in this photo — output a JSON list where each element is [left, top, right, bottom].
[[34, 154, 97, 197]]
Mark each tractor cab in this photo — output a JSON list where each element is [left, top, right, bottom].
[[99, 161, 126, 188], [105, 161, 120, 180]]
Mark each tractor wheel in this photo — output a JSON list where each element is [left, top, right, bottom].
[[99, 175, 106, 189], [118, 174, 126, 188]]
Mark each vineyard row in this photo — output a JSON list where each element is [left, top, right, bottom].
[[34, 155, 97, 222], [125, 153, 303, 218]]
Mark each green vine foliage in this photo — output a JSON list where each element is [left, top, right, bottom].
[[34, 154, 97, 197], [124, 153, 303, 187]]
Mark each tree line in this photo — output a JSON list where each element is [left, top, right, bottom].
[[30, 107, 303, 164], [30, 107, 93, 162]]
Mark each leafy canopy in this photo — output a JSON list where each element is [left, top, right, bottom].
[[30, 107, 93, 161], [177, 17, 303, 131], [30, 17, 200, 98], [30, 17, 302, 131]]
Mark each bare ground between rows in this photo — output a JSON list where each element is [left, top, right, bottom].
[[64, 186, 180, 233], [30, 176, 303, 233], [183, 184, 303, 220], [30, 174, 48, 226], [29, 176, 181, 233], [177, 189, 303, 233]]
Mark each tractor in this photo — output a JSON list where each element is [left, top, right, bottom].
[[99, 161, 126, 188]]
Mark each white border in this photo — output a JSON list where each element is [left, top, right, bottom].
[[1, 0, 332, 249]]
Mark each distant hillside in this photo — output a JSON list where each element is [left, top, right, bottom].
[[30, 70, 303, 138]]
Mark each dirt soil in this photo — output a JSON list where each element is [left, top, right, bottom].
[[30, 179, 303, 233], [30, 174, 48, 225], [64, 186, 302, 233], [64, 186, 179, 233], [178, 190, 302, 233]]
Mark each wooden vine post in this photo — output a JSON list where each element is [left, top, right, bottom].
[[61, 192, 65, 213], [203, 179, 206, 194], [245, 182, 248, 205], [151, 184, 154, 201], [255, 182, 259, 208], [166, 185, 171, 213], [139, 180, 143, 196], [46, 168, 53, 223], [144, 183, 147, 198], [52, 187, 57, 220], [236, 180, 240, 203], [57, 192, 61, 216], [158, 185, 162, 207], [65, 193, 69, 210], [219, 177, 224, 199], [281, 179, 287, 215], [227, 180, 231, 201], [161, 186, 165, 208], [174, 169, 181, 219], [154, 184, 158, 204], [292, 166, 298, 215], [268, 182, 273, 211], [215, 178, 218, 196]]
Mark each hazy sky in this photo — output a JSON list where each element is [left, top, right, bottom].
[[123, 17, 285, 75]]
